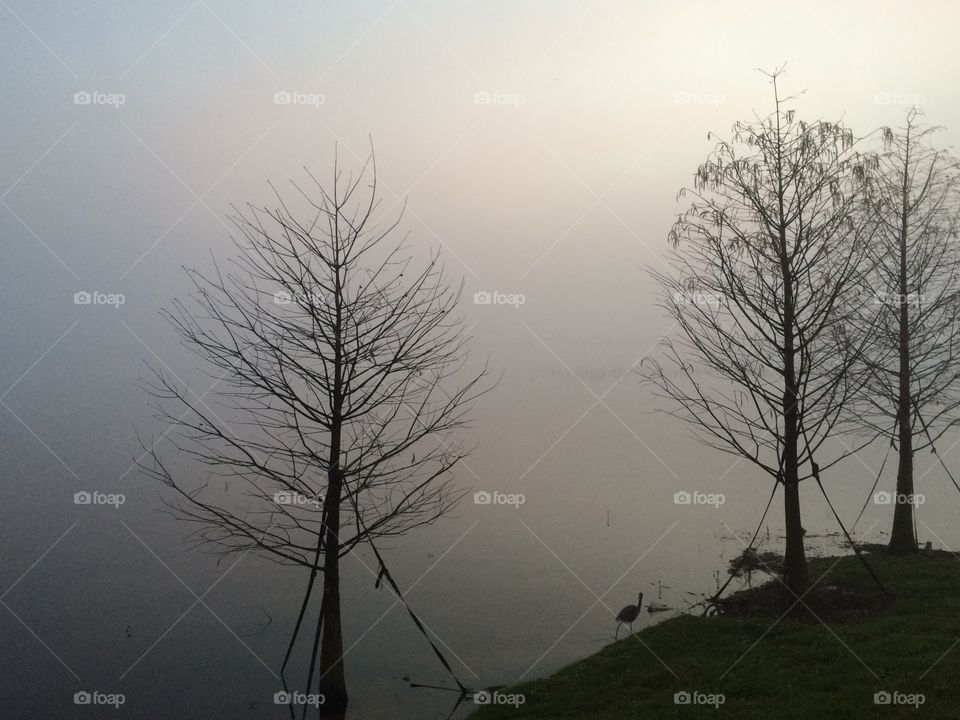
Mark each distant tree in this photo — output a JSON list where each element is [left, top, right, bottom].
[[854, 110, 960, 552], [643, 70, 876, 594], [139, 151, 487, 715]]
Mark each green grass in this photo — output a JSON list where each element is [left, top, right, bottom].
[[469, 551, 960, 719]]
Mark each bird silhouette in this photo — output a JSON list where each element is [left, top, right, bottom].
[[615, 592, 643, 640]]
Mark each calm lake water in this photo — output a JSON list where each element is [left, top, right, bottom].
[[3, 320, 960, 720]]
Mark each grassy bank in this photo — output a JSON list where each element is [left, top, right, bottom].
[[470, 551, 960, 719]]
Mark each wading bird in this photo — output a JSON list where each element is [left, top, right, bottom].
[[615, 592, 643, 639]]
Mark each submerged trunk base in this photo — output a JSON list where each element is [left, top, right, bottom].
[[782, 481, 809, 595], [317, 689, 348, 718]]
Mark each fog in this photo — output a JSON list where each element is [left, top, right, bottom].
[[3, 1, 960, 718]]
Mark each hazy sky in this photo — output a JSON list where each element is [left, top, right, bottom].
[[4, 0, 960, 520], [5, 2, 959, 297], [4, 0, 960, 554]]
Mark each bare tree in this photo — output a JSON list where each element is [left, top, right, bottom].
[[643, 70, 876, 594], [138, 150, 487, 715], [854, 110, 960, 552]]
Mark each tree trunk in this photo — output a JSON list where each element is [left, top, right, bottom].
[[889, 420, 916, 551], [778, 165, 809, 595], [317, 260, 348, 715], [781, 303, 807, 593], [783, 376, 809, 595], [887, 298, 916, 551], [777, 163, 808, 594], [781, 446, 808, 593], [889, 160, 917, 553], [317, 467, 347, 714], [780, 303, 806, 593]]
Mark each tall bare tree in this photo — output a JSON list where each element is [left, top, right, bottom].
[[855, 110, 960, 552], [643, 70, 876, 594], [139, 151, 487, 715]]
